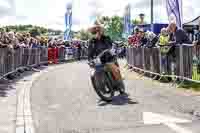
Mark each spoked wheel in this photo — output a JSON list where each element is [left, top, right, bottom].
[[91, 72, 114, 102]]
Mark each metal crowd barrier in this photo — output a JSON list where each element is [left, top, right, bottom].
[[65, 45, 88, 60], [0, 47, 49, 79], [57, 47, 66, 62], [126, 44, 200, 83], [0, 44, 87, 79]]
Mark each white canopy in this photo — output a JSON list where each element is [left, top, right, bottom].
[[184, 16, 200, 26]]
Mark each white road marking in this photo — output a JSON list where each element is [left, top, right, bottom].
[[166, 123, 193, 133], [143, 112, 193, 133]]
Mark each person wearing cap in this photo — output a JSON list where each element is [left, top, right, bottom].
[[128, 26, 141, 47], [138, 28, 148, 47], [88, 21, 113, 61], [88, 21, 126, 95]]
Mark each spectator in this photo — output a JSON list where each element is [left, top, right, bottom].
[[168, 22, 192, 44], [77, 41, 82, 60], [0, 31, 48, 49], [128, 27, 141, 47], [138, 28, 148, 47], [193, 20, 200, 73], [158, 28, 170, 74], [146, 31, 158, 48], [0, 30, 48, 77], [138, 13, 147, 25], [166, 22, 192, 80], [167, 22, 192, 59], [193, 20, 200, 45], [158, 28, 170, 52]]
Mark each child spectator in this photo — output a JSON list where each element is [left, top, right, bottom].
[[158, 28, 170, 74]]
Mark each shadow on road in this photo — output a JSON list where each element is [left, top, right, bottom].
[[0, 65, 48, 97], [0, 84, 15, 97], [98, 94, 138, 106]]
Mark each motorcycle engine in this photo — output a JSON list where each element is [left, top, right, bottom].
[[100, 50, 115, 64]]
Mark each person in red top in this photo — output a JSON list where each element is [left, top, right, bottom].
[[128, 27, 141, 47]]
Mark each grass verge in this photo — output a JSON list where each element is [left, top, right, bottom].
[[178, 81, 200, 92]]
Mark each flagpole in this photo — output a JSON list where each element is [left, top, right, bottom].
[[151, 0, 154, 31], [151, 0, 153, 24]]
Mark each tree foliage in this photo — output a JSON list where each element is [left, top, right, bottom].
[[0, 25, 61, 36], [29, 28, 40, 37], [75, 29, 92, 40], [75, 16, 123, 41], [100, 16, 123, 41]]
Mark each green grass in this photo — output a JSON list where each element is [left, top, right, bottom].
[[192, 66, 200, 81], [178, 66, 200, 91], [178, 82, 200, 91], [159, 66, 200, 91]]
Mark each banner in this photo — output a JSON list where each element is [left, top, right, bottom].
[[123, 4, 131, 38], [166, 0, 183, 28], [64, 3, 72, 41]]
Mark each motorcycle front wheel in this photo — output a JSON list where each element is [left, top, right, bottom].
[[91, 71, 114, 102]]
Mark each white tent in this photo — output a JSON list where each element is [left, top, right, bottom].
[[184, 16, 200, 26]]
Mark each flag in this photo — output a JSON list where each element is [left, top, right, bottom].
[[123, 4, 131, 38], [65, 11, 72, 28], [166, 0, 183, 28], [64, 4, 72, 41]]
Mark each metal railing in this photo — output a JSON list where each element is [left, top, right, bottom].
[[0, 47, 48, 79], [126, 44, 200, 83], [0, 45, 88, 79], [65, 46, 88, 60]]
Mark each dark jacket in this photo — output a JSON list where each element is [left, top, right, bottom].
[[88, 35, 113, 61], [146, 36, 159, 48], [140, 37, 148, 47], [195, 31, 200, 45], [170, 28, 192, 44], [168, 28, 192, 58]]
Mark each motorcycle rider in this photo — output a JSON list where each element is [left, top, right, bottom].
[[88, 21, 113, 63], [88, 21, 126, 95]]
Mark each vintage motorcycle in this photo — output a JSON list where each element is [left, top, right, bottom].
[[88, 48, 125, 102]]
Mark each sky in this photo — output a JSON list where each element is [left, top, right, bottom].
[[0, 0, 199, 31]]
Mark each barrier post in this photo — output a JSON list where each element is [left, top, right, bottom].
[[150, 49, 153, 76], [179, 45, 184, 77], [142, 47, 145, 70], [11, 49, 15, 72], [158, 47, 162, 74]]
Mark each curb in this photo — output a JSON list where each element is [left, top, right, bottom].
[[15, 68, 52, 133], [15, 60, 74, 133]]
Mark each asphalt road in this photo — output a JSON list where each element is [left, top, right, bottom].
[[31, 60, 200, 133]]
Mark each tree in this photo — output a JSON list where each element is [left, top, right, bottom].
[[102, 16, 123, 41], [77, 29, 92, 40], [18, 25, 26, 31], [40, 28, 48, 34], [30, 28, 40, 37]]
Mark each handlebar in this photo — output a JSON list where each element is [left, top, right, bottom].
[[97, 49, 111, 59]]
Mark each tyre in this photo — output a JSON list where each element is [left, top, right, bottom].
[[117, 80, 125, 94], [91, 72, 114, 102]]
